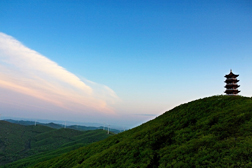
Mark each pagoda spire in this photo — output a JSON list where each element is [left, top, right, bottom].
[[224, 70, 240, 95]]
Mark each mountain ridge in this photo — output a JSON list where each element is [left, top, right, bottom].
[[4, 119, 121, 133], [32, 95, 252, 167]]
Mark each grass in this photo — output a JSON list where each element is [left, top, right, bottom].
[[0, 121, 111, 167]]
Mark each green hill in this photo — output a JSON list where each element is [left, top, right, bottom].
[[0, 121, 111, 167], [32, 95, 252, 168], [67, 125, 121, 133], [0, 121, 53, 166], [2, 130, 111, 168]]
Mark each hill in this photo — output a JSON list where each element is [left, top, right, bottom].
[[4, 119, 39, 126], [5, 119, 121, 133], [0, 121, 111, 167], [2, 130, 111, 168], [32, 95, 252, 167], [67, 125, 121, 134]]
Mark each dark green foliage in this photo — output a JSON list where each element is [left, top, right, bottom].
[[32, 95, 252, 167], [0, 121, 110, 167], [0, 122, 53, 166]]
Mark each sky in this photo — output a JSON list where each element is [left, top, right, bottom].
[[0, 0, 252, 128]]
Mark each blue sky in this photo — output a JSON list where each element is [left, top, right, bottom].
[[0, 0, 252, 128]]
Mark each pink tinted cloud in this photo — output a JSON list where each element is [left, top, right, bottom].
[[0, 32, 119, 115]]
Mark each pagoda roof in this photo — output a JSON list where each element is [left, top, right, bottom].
[[224, 90, 240, 94], [225, 70, 239, 78], [225, 84, 240, 89], [225, 79, 239, 83]]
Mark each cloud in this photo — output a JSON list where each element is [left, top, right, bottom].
[[0, 32, 119, 115]]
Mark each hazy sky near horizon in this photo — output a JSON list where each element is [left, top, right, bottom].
[[0, 0, 252, 128]]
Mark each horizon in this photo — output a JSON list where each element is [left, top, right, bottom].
[[1, 116, 127, 130], [0, 1, 252, 127]]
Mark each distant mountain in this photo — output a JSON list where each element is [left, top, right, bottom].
[[4, 119, 122, 133], [4, 119, 38, 126], [0, 121, 111, 167], [41, 122, 63, 129], [67, 125, 121, 133], [31, 95, 252, 167]]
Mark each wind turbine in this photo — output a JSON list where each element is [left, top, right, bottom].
[[107, 124, 110, 134]]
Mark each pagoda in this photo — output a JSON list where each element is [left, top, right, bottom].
[[224, 70, 240, 95]]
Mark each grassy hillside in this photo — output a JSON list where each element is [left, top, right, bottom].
[[2, 130, 110, 168], [0, 121, 53, 165], [33, 95, 252, 168], [0, 121, 111, 167]]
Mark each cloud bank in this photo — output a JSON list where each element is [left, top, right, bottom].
[[0, 32, 118, 117]]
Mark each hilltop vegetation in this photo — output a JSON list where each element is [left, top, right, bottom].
[[0, 122, 111, 167], [32, 95, 252, 168]]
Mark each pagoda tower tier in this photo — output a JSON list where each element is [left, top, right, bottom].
[[224, 70, 240, 95]]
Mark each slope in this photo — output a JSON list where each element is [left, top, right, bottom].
[[0, 121, 110, 167], [0, 121, 53, 166], [33, 95, 252, 168], [2, 130, 111, 168]]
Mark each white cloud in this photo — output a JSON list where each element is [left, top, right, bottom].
[[0, 32, 119, 115]]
